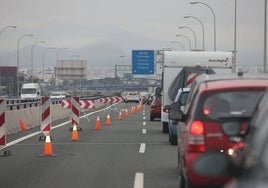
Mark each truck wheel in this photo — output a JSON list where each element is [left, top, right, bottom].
[[162, 122, 169, 133]]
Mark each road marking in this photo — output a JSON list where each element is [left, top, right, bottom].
[[143, 122, 146, 126], [134, 172, 144, 188], [139, 143, 146, 153], [143, 112, 145, 116], [3, 103, 118, 149], [143, 117, 146, 120], [142, 129, 146, 134]]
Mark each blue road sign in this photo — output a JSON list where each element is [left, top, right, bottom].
[[132, 50, 154, 74]]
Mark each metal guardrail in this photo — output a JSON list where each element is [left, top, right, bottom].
[[4, 95, 116, 111]]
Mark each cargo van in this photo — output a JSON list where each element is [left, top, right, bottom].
[[20, 83, 42, 100]]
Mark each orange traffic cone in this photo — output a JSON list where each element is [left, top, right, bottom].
[[95, 116, 101, 130], [124, 109, 128, 117], [19, 118, 28, 131], [106, 114, 111, 126], [118, 111, 123, 120], [43, 134, 53, 156], [72, 123, 79, 141]]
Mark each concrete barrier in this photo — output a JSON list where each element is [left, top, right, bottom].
[[5, 100, 108, 135]]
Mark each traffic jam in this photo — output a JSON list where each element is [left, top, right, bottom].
[[153, 50, 268, 188]]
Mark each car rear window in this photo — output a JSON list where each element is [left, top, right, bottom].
[[201, 90, 264, 120]]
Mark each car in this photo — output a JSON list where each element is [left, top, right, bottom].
[[150, 94, 161, 121], [167, 87, 190, 145], [175, 73, 268, 188], [124, 92, 140, 103], [191, 90, 268, 188], [50, 91, 70, 99]]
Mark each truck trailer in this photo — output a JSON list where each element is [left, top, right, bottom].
[[161, 51, 233, 133]]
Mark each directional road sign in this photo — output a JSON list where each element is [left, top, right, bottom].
[[132, 50, 154, 74]]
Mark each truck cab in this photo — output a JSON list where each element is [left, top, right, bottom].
[[20, 83, 42, 100]]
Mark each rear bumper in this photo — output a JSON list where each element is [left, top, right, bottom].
[[184, 152, 229, 187]]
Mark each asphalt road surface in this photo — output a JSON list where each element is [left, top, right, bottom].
[[0, 103, 180, 188]]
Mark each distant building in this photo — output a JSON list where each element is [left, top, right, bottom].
[[0, 66, 18, 96], [54, 60, 87, 81]]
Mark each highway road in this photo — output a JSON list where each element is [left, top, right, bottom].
[[0, 103, 180, 188]]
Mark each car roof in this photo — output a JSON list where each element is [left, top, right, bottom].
[[192, 73, 268, 95]]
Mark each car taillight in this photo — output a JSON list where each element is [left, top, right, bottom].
[[188, 121, 205, 152]]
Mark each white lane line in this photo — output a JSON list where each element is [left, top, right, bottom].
[[139, 143, 146, 153], [3, 103, 119, 149], [134, 172, 144, 188], [143, 112, 145, 116], [142, 129, 146, 134], [143, 122, 146, 126], [143, 117, 146, 120]]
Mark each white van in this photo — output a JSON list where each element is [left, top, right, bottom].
[[20, 83, 42, 100]]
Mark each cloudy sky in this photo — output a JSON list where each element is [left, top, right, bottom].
[[0, 0, 265, 71]]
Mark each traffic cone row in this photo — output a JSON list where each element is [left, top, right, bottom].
[[39, 104, 143, 156]]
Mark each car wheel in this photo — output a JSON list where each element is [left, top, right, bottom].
[[162, 122, 169, 133], [179, 169, 185, 188], [170, 133, 177, 145], [150, 115, 154, 121]]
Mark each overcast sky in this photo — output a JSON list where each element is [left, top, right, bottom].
[[0, 0, 265, 70]]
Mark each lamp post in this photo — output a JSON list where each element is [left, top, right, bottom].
[[184, 16, 205, 51], [176, 34, 192, 50], [31, 41, 46, 82], [42, 48, 55, 83], [0, 26, 16, 35], [17, 34, 34, 97], [171, 41, 185, 50], [190, 1, 216, 51], [56, 48, 68, 61], [179, 26, 197, 49], [264, 0, 267, 73]]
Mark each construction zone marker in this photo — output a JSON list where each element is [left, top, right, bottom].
[[94, 116, 101, 130], [0, 99, 10, 157], [124, 109, 129, 117], [71, 123, 79, 141], [118, 111, 123, 120], [105, 114, 111, 126], [19, 118, 29, 131], [38, 134, 58, 157]]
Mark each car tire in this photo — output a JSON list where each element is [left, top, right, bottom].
[[150, 115, 154, 121], [162, 122, 169, 133], [170, 132, 177, 145], [178, 169, 185, 188]]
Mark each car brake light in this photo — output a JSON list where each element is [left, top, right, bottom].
[[188, 121, 205, 152], [190, 121, 204, 135], [203, 108, 210, 115]]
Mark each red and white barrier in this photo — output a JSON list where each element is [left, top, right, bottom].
[[61, 99, 72, 109], [0, 99, 6, 148], [100, 96, 122, 103], [71, 97, 80, 125], [80, 100, 95, 109], [40, 97, 51, 136]]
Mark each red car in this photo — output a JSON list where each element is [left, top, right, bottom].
[[150, 95, 161, 121], [176, 73, 268, 188]]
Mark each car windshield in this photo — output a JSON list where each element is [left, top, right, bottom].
[[21, 88, 37, 94], [202, 90, 264, 120]]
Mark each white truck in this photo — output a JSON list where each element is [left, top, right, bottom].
[[20, 83, 42, 100], [161, 51, 233, 133]]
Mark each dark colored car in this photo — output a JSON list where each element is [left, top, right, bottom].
[[175, 73, 268, 188], [150, 95, 161, 121]]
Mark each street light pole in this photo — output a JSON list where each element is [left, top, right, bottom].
[[176, 34, 192, 50], [179, 26, 197, 49], [17, 34, 34, 97], [184, 16, 205, 51], [42, 48, 55, 83], [0, 26, 16, 35], [31, 41, 46, 82], [190, 1, 216, 51], [264, 0, 267, 73], [171, 41, 185, 50]]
